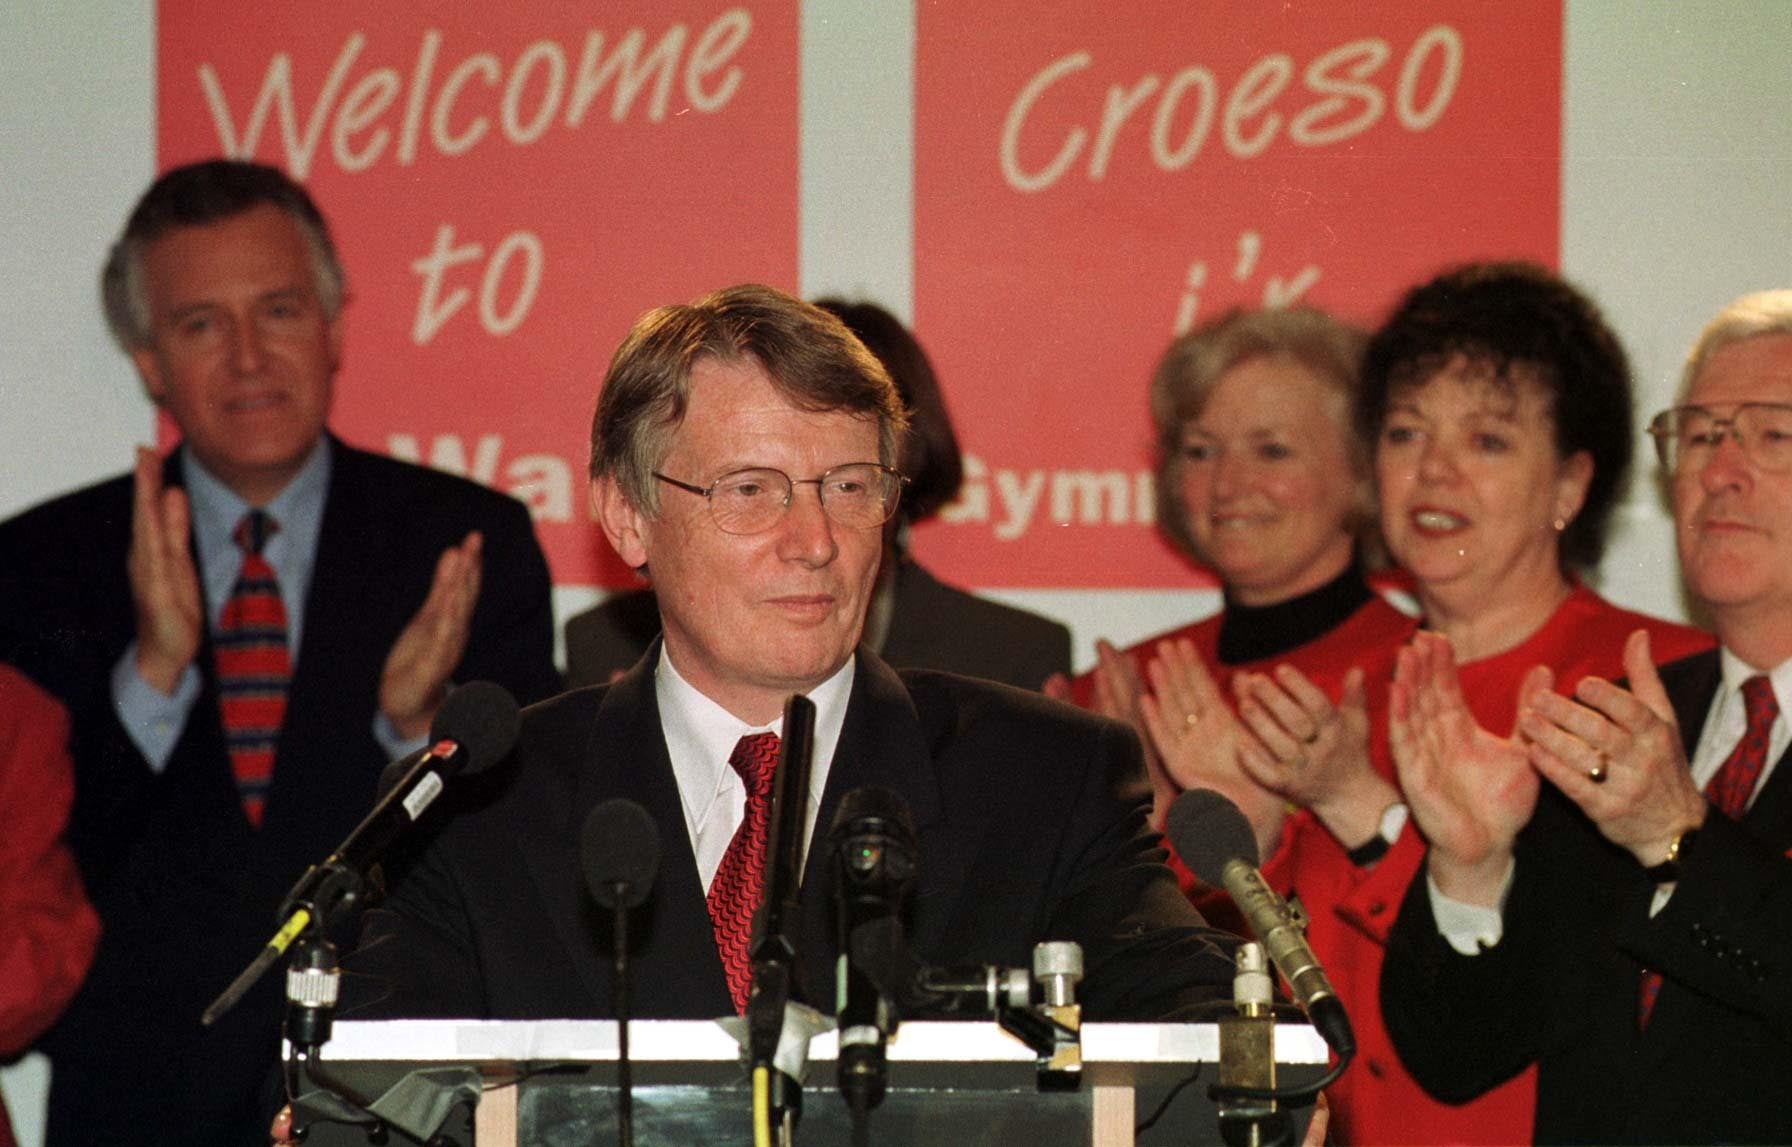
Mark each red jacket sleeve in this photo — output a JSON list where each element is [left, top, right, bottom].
[[0, 666, 100, 1054]]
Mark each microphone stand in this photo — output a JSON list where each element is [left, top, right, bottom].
[[608, 886, 636, 1147], [1213, 942, 1293, 1147], [743, 694, 824, 1147], [282, 932, 341, 1102]]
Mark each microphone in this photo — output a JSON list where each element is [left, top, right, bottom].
[[581, 798, 661, 1147], [745, 694, 819, 1137], [1166, 788, 1355, 1059], [828, 787, 918, 1117], [332, 680, 521, 878], [202, 681, 521, 1027], [582, 798, 661, 911]]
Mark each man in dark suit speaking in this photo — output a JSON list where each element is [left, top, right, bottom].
[[346, 284, 1235, 1030], [1380, 289, 1792, 1145], [0, 160, 561, 1146]]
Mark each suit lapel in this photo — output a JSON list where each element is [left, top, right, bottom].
[[516, 646, 736, 1017], [1662, 649, 1792, 846], [794, 651, 953, 1008], [1636, 649, 1792, 1058]]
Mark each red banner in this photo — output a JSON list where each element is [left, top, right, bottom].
[[157, 3, 799, 585], [913, 1, 1561, 587]]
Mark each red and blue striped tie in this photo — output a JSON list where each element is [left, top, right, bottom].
[[708, 731, 780, 1013], [215, 510, 291, 827]]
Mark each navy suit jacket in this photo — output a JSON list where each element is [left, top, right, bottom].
[[0, 437, 562, 1147], [1381, 649, 1792, 1145], [345, 648, 1235, 1026]]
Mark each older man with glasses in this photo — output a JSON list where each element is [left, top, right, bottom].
[[1380, 289, 1792, 1146], [343, 284, 1237, 1036]]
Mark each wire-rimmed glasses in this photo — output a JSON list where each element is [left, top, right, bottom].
[[653, 463, 907, 535]]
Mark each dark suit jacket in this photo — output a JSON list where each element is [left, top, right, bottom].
[[345, 648, 1235, 1026], [0, 437, 562, 1147], [1381, 649, 1792, 1145], [564, 558, 1072, 691]]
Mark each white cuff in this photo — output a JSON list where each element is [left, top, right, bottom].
[[1427, 861, 1515, 956]]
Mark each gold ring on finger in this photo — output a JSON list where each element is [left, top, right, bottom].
[[1588, 752, 1609, 784]]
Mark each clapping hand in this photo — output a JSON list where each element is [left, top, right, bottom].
[[127, 447, 203, 695], [1230, 664, 1400, 852], [1138, 638, 1287, 860], [378, 531, 484, 740], [1389, 632, 1550, 906], [1518, 629, 1707, 867]]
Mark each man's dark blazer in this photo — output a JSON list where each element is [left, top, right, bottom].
[[0, 437, 563, 1147], [564, 557, 1073, 691], [1381, 649, 1792, 1145], [345, 647, 1235, 1026]]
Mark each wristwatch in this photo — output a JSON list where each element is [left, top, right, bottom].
[[1345, 802, 1409, 868], [1644, 827, 1700, 883]]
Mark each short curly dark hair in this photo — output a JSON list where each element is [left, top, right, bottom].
[[1358, 262, 1633, 572]]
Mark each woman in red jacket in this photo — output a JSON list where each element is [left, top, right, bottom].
[[0, 665, 100, 1147], [1049, 305, 1416, 902], [1146, 264, 1712, 1145]]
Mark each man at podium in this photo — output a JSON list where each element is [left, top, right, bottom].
[[343, 284, 1239, 1026]]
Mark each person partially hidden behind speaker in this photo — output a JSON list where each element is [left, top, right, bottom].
[[342, 285, 1236, 1041], [0, 159, 562, 1146], [1381, 290, 1792, 1145], [562, 298, 1072, 693]]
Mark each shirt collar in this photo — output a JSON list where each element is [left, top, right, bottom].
[[1717, 645, 1792, 720], [180, 437, 332, 642], [655, 644, 855, 835]]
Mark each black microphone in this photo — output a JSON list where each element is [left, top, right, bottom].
[[828, 786, 918, 1118], [332, 680, 520, 877], [581, 798, 661, 1147], [1166, 788, 1355, 1058], [202, 681, 520, 1027], [582, 798, 661, 911], [745, 694, 819, 1130]]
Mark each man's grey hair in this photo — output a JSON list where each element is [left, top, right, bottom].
[[589, 284, 907, 516], [101, 159, 346, 351], [1681, 289, 1792, 400]]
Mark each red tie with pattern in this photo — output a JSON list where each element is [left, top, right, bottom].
[[1640, 674, 1777, 1026], [214, 510, 291, 827], [708, 731, 780, 1013]]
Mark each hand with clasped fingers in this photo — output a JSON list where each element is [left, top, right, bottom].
[[377, 531, 485, 741], [1389, 632, 1553, 907], [1135, 637, 1288, 860], [1229, 662, 1401, 855], [1516, 629, 1709, 868]]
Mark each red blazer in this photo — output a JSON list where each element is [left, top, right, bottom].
[[0, 665, 99, 1147]]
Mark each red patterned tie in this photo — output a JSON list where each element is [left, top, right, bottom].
[[708, 731, 780, 1013], [214, 510, 291, 827], [1640, 674, 1777, 1026]]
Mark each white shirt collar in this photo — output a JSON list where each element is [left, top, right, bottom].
[[1692, 647, 1792, 797], [654, 644, 856, 888]]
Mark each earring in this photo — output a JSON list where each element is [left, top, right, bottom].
[[1553, 516, 1567, 532]]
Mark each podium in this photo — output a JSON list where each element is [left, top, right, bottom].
[[297, 1019, 1328, 1145]]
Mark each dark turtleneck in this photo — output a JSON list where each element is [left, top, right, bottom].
[[1216, 562, 1373, 666]]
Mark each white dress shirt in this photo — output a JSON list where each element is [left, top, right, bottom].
[[654, 645, 854, 892]]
